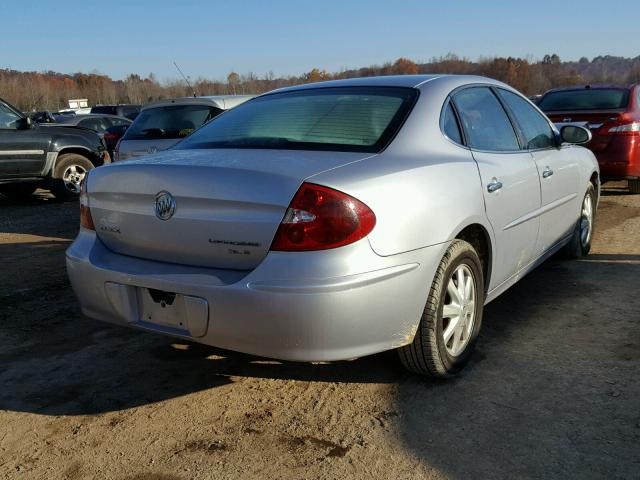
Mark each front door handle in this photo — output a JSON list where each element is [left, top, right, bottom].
[[542, 166, 554, 178], [487, 178, 503, 193]]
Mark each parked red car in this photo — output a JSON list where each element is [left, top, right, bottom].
[[538, 85, 640, 193]]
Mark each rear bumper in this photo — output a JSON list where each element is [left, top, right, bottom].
[[592, 136, 640, 179], [66, 230, 446, 361]]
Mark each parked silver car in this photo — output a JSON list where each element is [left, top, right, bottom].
[[66, 75, 599, 377], [115, 95, 253, 161]]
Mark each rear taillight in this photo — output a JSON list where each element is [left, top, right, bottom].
[[113, 138, 122, 161], [79, 177, 95, 231], [601, 121, 640, 136], [104, 131, 119, 143], [270, 183, 376, 251]]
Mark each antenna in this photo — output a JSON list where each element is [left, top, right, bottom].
[[173, 61, 197, 97]]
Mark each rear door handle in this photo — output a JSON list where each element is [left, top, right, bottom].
[[487, 178, 503, 193], [542, 166, 554, 178]]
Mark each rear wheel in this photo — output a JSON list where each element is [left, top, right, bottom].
[[0, 182, 38, 199], [629, 179, 640, 194], [50, 154, 94, 201], [563, 184, 596, 259], [399, 240, 484, 378]]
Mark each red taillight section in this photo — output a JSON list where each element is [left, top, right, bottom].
[[600, 121, 640, 136], [79, 177, 95, 231], [104, 131, 119, 142], [270, 183, 376, 251]]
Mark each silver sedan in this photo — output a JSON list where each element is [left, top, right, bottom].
[[66, 75, 599, 377]]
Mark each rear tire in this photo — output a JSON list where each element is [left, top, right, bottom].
[[50, 154, 94, 201], [629, 179, 640, 194], [0, 183, 38, 199], [563, 184, 596, 259], [398, 240, 484, 378]]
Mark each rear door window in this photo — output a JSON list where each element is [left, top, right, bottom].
[[79, 117, 111, 133], [442, 102, 463, 144], [453, 87, 520, 152], [124, 105, 220, 140], [497, 89, 556, 150]]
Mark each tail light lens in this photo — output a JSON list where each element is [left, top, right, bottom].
[[104, 131, 119, 143], [79, 177, 95, 231], [602, 121, 640, 136], [271, 183, 376, 251], [113, 138, 122, 161]]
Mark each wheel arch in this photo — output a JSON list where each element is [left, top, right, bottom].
[[589, 170, 600, 205], [52, 147, 102, 175], [454, 222, 493, 293]]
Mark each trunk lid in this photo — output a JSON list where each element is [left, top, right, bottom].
[[547, 110, 626, 152], [88, 148, 373, 269], [116, 138, 181, 161]]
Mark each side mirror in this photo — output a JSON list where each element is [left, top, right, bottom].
[[560, 125, 591, 145], [15, 116, 32, 130]]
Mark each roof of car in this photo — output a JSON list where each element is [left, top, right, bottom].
[[55, 114, 132, 124], [271, 75, 444, 93], [142, 95, 255, 111], [268, 74, 505, 95]]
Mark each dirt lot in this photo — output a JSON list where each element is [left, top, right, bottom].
[[1, 184, 639, 480]]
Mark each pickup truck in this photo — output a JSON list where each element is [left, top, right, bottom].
[[0, 97, 110, 200]]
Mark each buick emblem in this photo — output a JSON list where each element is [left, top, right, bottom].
[[155, 191, 176, 221], [147, 146, 158, 154]]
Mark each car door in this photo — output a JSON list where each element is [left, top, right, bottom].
[[496, 88, 580, 253], [452, 86, 542, 290], [0, 101, 48, 178]]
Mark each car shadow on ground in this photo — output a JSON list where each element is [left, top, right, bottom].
[[395, 254, 640, 479], [600, 182, 636, 197], [0, 314, 401, 416]]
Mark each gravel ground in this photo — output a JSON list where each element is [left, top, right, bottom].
[[0, 183, 639, 480]]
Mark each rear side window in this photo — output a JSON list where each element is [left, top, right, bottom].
[[124, 105, 221, 140], [177, 87, 418, 153], [109, 117, 131, 127], [442, 102, 463, 144], [79, 117, 111, 133], [538, 89, 630, 111], [91, 106, 117, 115], [497, 89, 556, 150], [122, 106, 140, 119], [453, 87, 520, 152]]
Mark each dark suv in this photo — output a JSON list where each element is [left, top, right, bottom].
[[90, 104, 141, 120], [0, 97, 110, 200], [538, 85, 640, 193]]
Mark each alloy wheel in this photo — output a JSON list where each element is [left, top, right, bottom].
[[580, 193, 594, 248], [442, 264, 477, 357], [62, 164, 87, 194]]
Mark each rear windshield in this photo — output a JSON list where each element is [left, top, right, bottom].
[[176, 87, 418, 153], [91, 106, 117, 115], [123, 105, 221, 140], [538, 89, 630, 112]]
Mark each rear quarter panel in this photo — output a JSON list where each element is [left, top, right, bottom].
[[308, 77, 493, 257]]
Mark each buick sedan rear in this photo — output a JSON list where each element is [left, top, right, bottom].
[[67, 75, 599, 377]]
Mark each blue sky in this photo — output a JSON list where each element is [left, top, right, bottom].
[[1, 0, 637, 81]]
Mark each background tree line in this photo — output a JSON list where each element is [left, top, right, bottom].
[[3, 53, 640, 112]]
